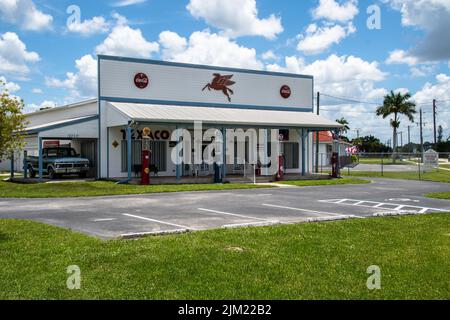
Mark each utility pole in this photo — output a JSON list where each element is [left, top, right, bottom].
[[408, 125, 411, 152], [420, 109, 424, 155], [433, 99, 437, 145], [315, 92, 320, 173]]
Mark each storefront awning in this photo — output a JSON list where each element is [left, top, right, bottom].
[[106, 102, 341, 129]]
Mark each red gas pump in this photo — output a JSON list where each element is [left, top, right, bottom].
[[141, 128, 152, 185], [276, 154, 285, 181], [331, 152, 340, 178]]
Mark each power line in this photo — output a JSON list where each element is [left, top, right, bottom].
[[320, 93, 381, 105]]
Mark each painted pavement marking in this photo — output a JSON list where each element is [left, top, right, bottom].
[[319, 199, 449, 213]]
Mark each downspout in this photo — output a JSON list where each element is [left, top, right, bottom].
[[38, 136, 43, 182], [117, 121, 134, 185]]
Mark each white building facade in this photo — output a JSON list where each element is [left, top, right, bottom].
[[2, 55, 341, 181]]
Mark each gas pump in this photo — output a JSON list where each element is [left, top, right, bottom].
[[277, 155, 285, 181], [141, 127, 152, 185], [276, 134, 285, 181], [331, 152, 340, 178]]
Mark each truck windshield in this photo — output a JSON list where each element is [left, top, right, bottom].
[[46, 148, 77, 157]]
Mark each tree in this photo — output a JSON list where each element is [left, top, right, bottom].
[[352, 135, 391, 153], [376, 91, 416, 160], [0, 80, 27, 161], [336, 117, 350, 137], [437, 125, 443, 143]]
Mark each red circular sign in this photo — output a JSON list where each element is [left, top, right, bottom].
[[134, 73, 149, 89], [280, 85, 291, 99]]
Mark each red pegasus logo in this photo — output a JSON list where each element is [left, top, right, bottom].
[[202, 73, 236, 102]]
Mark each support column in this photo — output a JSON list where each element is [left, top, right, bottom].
[[222, 127, 227, 179], [38, 137, 43, 182], [10, 152, 14, 179], [175, 125, 181, 180], [127, 124, 132, 182], [301, 129, 306, 176]]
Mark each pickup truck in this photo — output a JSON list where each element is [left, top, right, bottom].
[[27, 147, 90, 179]]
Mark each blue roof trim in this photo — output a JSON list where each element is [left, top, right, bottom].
[[97, 55, 314, 80], [100, 96, 313, 113], [27, 115, 99, 135]]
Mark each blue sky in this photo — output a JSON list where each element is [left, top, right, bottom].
[[0, 0, 449, 143]]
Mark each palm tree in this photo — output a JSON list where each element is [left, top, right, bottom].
[[376, 91, 416, 161], [336, 117, 350, 137]]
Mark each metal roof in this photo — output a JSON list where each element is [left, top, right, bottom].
[[108, 102, 341, 129], [25, 115, 99, 134]]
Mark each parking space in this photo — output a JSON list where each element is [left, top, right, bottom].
[[0, 178, 449, 239]]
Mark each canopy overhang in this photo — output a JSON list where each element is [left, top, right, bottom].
[[106, 102, 341, 130]]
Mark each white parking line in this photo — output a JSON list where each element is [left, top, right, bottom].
[[319, 199, 448, 213], [222, 221, 280, 229], [262, 204, 362, 218], [92, 218, 117, 222], [122, 213, 194, 230], [198, 208, 267, 221]]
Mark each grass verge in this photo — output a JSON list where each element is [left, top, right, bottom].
[[359, 158, 406, 165], [279, 177, 370, 187], [344, 170, 450, 183], [0, 181, 271, 198], [425, 192, 450, 200], [0, 214, 449, 300]]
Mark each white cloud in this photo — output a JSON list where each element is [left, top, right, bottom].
[[384, 0, 450, 62], [32, 88, 42, 94], [386, 49, 419, 66], [159, 31, 188, 59], [0, 0, 52, 31], [96, 23, 159, 58], [25, 100, 57, 113], [413, 73, 450, 104], [0, 76, 21, 92], [261, 50, 277, 61], [267, 54, 387, 99], [410, 65, 435, 78], [297, 22, 355, 55], [45, 54, 97, 99], [67, 16, 110, 36], [413, 73, 450, 132], [112, 0, 146, 7], [186, 0, 283, 39], [0, 32, 40, 76], [312, 0, 359, 22], [159, 30, 263, 69]]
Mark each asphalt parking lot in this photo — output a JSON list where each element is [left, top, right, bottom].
[[0, 178, 449, 239]]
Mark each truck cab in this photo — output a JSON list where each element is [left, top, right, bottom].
[[27, 147, 90, 179]]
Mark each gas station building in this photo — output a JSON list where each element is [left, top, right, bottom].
[[2, 55, 341, 182]]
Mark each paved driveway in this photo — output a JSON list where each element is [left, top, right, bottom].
[[0, 178, 449, 239]]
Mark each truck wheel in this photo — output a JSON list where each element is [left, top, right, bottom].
[[48, 167, 56, 180], [28, 166, 36, 178]]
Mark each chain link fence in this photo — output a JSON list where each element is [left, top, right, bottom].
[[313, 152, 450, 180]]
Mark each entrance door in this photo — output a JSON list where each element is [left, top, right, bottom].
[[81, 140, 98, 178], [283, 142, 300, 170]]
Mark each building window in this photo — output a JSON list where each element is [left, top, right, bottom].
[[121, 140, 167, 172]]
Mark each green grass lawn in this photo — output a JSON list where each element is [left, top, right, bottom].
[[359, 158, 406, 165], [440, 164, 450, 169], [0, 178, 370, 198], [279, 177, 370, 187], [0, 181, 273, 198], [344, 170, 450, 183], [0, 214, 448, 300], [425, 192, 450, 200]]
